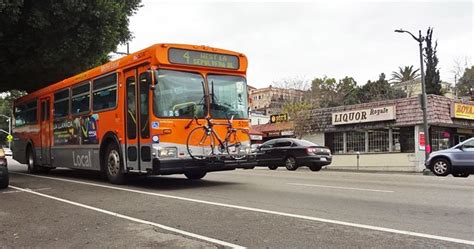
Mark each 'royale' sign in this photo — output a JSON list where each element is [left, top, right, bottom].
[[451, 103, 474, 120], [332, 106, 396, 125]]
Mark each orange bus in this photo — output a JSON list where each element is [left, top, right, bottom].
[[12, 43, 256, 184]]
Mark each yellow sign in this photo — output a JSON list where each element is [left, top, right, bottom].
[[452, 103, 474, 120], [6, 134, 13, 142], [270, 113, 288, 123]]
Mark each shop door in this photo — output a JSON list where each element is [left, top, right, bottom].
[[124, 68, 152, 172], [40, 98, 51, 165]]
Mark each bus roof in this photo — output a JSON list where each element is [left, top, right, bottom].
[[15, 43, 248, 104]]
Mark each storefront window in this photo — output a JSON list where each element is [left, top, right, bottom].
[[347, 131, 365, 153], [431, 127, 452, 152], [324, 127, 417, 154], [368, 129, 389, 152]]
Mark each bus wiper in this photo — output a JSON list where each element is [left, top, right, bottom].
[[210, 80, 218, 105]]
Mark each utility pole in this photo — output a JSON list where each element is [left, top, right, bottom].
[[395, 29, 430, 162]]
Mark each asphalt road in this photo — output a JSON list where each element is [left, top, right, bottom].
[[1, 157, 473, 248]]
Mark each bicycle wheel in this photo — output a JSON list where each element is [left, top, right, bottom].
[[186, 126, 215, 161], [226, 128, 251, 160]]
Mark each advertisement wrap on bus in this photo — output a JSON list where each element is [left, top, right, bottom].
[[12, 44, 256, 184]]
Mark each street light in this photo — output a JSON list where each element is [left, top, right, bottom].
[[394, 29, 430, 163], [0, 114, 12, 148]]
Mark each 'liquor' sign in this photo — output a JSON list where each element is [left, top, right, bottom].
[[332, 106, 396, 125]]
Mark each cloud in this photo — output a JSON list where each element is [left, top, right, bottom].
[[118, 1, 473, 87]]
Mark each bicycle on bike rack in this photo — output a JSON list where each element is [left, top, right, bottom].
[[185, 115, 251, 161]]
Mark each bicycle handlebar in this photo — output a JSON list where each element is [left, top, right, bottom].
[[184, 116, 201, 129]]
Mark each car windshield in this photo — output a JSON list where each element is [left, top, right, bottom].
[[207, 75, 248, 119], [153, 70, 205, 118]]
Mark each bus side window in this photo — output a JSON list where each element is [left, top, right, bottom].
[[92, 73, 117, 112], [71, 82, 91, 115], [54, 89, 70, 119]]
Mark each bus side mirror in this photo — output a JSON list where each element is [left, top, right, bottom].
[[146, 70, 156, 90]]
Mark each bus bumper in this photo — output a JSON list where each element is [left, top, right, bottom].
[[151, 154, 257, 175]]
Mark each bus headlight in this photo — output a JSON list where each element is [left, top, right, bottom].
[[158, 147, 177, 158]]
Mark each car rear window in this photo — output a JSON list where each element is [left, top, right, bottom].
[[295, 140, 319, 147]]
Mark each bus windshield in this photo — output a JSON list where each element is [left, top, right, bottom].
[[153, 69, 205, 118], [208, 75, 248, 119]]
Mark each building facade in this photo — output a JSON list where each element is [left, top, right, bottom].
[[299, 95, 474, 172], [249, 86, 306, 115], [393, 79, 454, 98], [249, 111, 270, 126]]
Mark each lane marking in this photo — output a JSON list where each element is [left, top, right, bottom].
[[9, 185, 245, 249], [13, 172, 474, 246], [287, 183, 394, 193], [2, 187, 51, 194]]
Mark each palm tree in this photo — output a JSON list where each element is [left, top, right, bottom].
[[390, 65, 420, 83]]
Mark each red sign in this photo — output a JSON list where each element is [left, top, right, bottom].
[[419, 132, 425, 151]]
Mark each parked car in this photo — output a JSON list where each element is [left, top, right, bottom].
[[0, 148, 8, 189], [426, 137, 474, 177], [256, 138, 332, 171], [1, 145, 12, 156], [0, 148, 7, 167]]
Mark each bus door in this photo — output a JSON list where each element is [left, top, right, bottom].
[[39, 98, 51, 165], [124, 68, 152, 172]]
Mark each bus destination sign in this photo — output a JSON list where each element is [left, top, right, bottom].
[[168, 48, 239, 70]]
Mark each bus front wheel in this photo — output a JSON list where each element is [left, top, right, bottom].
[[184, 169, 207, 180], [105, 143, 126, 184]]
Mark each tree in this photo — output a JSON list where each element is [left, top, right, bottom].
[[359, 73, 406, 103], [0, 0, 142, 93], [457, 66, 474, 100], [273, 77, 312, 138], [311, 76, 359, 108], [424, 27, 442, 95], [390, 65, 420, 83], [0, 90, 27, 116], [451, 57, 472, 98]]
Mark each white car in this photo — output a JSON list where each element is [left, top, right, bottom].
[[1, 146, 12, 156]]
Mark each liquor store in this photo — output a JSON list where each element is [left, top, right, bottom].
[[302, 95, 474, 172]]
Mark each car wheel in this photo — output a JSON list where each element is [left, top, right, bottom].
[[184, 169, 207, 180], [309, 164, 322, 172], [431, 158, 450, 176], [27, 147, 39, 174], [285, 157, 298, 171], [105, 143, 126, 184], [452, 172, 469, 178], [268, 165, 278, 170]]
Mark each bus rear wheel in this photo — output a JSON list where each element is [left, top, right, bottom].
[[105, 143, 126, 184], [27, 147, 39, 174]]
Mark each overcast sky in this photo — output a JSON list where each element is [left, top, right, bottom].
[[116, 0, 473, 88]]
